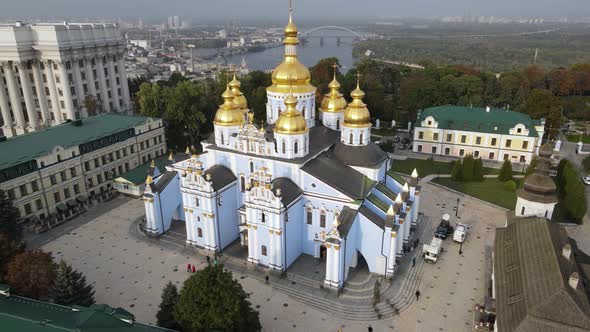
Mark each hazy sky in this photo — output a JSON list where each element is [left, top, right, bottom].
[[2, 0, 588, 21]]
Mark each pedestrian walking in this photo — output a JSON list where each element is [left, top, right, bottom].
[[415, 290, 421, 301], [265, 275, 269, 284], [206, 255, 210, 265], [368, 325, 373, 332], [412, 257, 416, 267], [187, 263, 191, 273], [191, 265, 196, 273]]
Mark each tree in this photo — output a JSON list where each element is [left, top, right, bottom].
[[83, 95, 98, 116], [137, 83, 166, 118], [562, 164, 588, 221], [499, 159, 513, 182], [157, 281, 180, 330], [0, 234, 23, 282], [174, 264, 261, 332], [0, 190, 21, 242], [525, 157, 539, 177], [49, 260, 95, 307], [547, 68, 575, 97], [462, 154, 475, 182], [473, 158, 484, 181], [451, 160, 463, 181], [521, 89, 563, 138], [6, 249, 56, 300], [584, 156, 590, 173], [164, 81, 208, 148]]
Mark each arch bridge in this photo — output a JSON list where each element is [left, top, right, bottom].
[[300, 26, 367, 39]]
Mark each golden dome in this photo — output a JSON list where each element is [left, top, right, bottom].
[[274, 91, 308, 135], [214, 86, 244, 127], [343, 82, 371, 128], [229, 73, 248, 112], [320, 69, 346, 113]]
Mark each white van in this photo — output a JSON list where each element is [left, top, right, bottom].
[[453, 224, 468, 243], [423, 237, 443, 263]]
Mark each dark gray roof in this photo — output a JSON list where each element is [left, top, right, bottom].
[[337, 206, 358, 237], [332, 142, 388, 168], [204, 165, 237, 191], [494, 215, 590, 332], [301, 150, 376, 200], [359, 204, 385, 229], [204, 124, 340, 165], [148, 171, 177, 193], [272, 177, 302, 207]]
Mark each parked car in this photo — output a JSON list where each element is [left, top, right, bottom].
[[423, 237, 443, 263], [582, 175, 590, 185], [453, 223, 468, 243], [435, 214, 454, 239]]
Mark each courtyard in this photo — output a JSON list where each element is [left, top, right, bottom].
[[40, 181, 508, 331]]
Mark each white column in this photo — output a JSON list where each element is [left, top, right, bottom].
[[57, 61, 76, 120], [3, 63, 25, 128], [96, 55, 111, 112], [396, 222, 403, 256], [118, 55, 130, 110], [208, 213, 217, 251], [0, 67, 13, 130], [387, 232, 397, 276], [275, 230, 283, 270], [31, 60, 50, 125], [404, 214, 411, 241], [45, 61, 63, 124], [185, 210, 194, 245], [106, 55, 118, 112], [324, 247, 333, 285], [71, 59, 87, 118], [17, 62, 39, 129]]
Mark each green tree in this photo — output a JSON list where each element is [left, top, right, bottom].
[[6, 249, 56, 300], [525, 157, 539, 177], [563, 166, 588, 221], [582, 155, 590, 172], [164, 81, 208, 148], [0, 234, 23, 282], [451, 160, 463, 181], [174, 264, 261, 332], [0, 190, 22, 242], [137, 83, 166, 118], [462, 154, 475, 182], [473, 157, 484, 181], [157, 281, 180, 330], [49, 260, 95, 307], [521, 89, 563, 138], [556, 159, 570, 198], [499, 159, 513, 182]]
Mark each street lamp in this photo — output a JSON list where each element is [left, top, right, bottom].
[[455, 198, 460, 217], [459, 233, 464, 255]]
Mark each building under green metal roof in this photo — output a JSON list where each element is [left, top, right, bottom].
[[117, 155, 173, 185], [0, 285, 175, 331], [417, 106, 543, 137], [0, 114, 154, 170]]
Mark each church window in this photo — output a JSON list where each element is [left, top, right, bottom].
[[261, 245, 267, 256], [545, 210, 548, 218], [197, 228, 203, 238], [349, 133, 353, 144], [240, 176, 246, 192], [282, 140, 286, 154], [306, 210, 312, 225], [220, 133, 224, 145], [195, 197, 199, 207], [294, 141, 299, 154], [261, 213, 266, 223], [359, 133, 363, 144], [320, 213, 326, 228], [336, 119, 340, 130], [302, 107, 306, 118], [521, 206, 525, 215], [249, 161, 254, 173]]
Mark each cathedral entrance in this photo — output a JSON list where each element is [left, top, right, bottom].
[[319, 244, 327, 261]]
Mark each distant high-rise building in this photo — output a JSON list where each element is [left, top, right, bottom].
[[0, 22, 131, 138]]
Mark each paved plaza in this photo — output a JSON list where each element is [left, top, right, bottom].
[[41, 180, 508, 331]]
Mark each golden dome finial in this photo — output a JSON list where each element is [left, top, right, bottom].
[[145, 174, 153, 185], [168, 152, 174, 161], [320, 64, 346, 114], [150, 159, 155, 168], [214, 85, 244, 127], [343, 72, 370, 127]]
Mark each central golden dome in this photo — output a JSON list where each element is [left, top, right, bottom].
[[214, 86, 244, 127], [320, 70, 346, 113], [229, 73, 248, 112], [343, 82, 371, 128], [274, 91, 308, 135]]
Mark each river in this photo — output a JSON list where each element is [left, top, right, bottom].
[[217, 30, 359, 72]]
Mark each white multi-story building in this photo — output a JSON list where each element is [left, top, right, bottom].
[[0, 21, 131, 138]]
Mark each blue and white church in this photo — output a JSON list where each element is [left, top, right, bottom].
[[143, 5, 422, 288]]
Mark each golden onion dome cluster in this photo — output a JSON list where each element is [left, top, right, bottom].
[[213, 85, 244, 127], [274, 92, 308, 135]]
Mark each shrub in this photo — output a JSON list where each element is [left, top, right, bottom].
[[504, 180, 517, 192], [499, 159, 513, 182]]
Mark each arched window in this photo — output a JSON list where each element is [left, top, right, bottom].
[[220, 132, 224, 145], [261, 213, 266, 223], [521, 206, 525, 215], [360, 133, 363, 144], [320, 212, 326, 228], [336, 119, 340, 130], [249, 161, 254, 173], [294, 141, 299, 154], [197, 228, 203, 238], [302, 107, 306, 118], [349, 133, 353, 144], [261, 245, 267, 256], [282, 140, 286, 154], [240, 176, 246, 192]]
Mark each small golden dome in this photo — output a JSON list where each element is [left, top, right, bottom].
[[274, 91, 308, 135], [320, 70, 346, 113], [343, 82, 371, 128], [214, 86, 244, 127], [285, 13, 297, 38], [145, 174, 153, 185], [229, 73, 248, 112]]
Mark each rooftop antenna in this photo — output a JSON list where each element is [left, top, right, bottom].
[[332, 62, 338, 80]]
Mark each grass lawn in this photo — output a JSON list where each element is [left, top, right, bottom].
[[567, 134, 590, 144], [433, 178, 521, 209], [372, 127, 396, 136], [390, 158, 503, 177]]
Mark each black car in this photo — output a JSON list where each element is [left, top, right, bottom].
[[434, 219, 454, 239]]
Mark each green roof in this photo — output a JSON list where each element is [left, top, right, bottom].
[[0, 114, 154, 170], [417, 106, 541, 137], [0, 287, 174, 332], [367, 193, 389, 213], [118, 155, 172, 185]]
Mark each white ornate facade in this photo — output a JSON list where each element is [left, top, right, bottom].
[[143, 5, 422, 288], [0, 22, 130, 137]]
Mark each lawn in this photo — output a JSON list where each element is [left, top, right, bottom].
[[432, 178, 521, 209], [390, 158, 502, 177], [567, 134, 590, 144], [372, 127, 396, 136]]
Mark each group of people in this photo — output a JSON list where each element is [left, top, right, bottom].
[[186, 255, 219, 274]]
